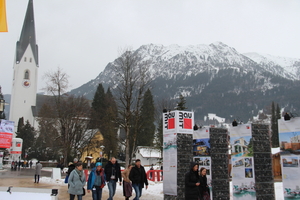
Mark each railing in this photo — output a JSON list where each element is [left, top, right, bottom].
[[146, 170, 163, 182]]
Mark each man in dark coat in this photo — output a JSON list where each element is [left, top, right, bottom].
[[185, 162, 200, 200], [129, 159, 148, 200], [104, 157, 122, 200]]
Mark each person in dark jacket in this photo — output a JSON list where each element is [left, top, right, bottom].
[[129, 159, 148, 200], [199, 167, 210, 200], [87, 162, 106, 200], [185, 162, 200, 200], [104, 157, 122, 200]]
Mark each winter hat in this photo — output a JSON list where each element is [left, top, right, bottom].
[[95, 162, 102, 167], [73, 158, 78, 163]]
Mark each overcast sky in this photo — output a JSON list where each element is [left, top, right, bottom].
[[1, 0, 300, 94]]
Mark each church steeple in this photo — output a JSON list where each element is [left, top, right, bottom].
[[16, 0, 38, 66]]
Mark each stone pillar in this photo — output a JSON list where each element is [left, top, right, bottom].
[[210, 127, 230, 200], [164, 133, 193, 200], [252, 124, 275, 200]]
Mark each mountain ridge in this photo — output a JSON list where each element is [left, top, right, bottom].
[[69, 42, 300, 122]]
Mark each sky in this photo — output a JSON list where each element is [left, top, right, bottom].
[[1, 0, 300, 95]]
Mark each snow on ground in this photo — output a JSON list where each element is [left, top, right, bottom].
[[40, 175, 285, 199], [38, 167, 285, 199]]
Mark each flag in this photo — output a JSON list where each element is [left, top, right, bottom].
[[0, 0, 8, 32]]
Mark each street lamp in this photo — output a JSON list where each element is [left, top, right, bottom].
[[100, 145, 105, 163]]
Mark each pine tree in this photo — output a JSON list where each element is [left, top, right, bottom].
[[101, 87, 118, 158], [16, 120, 36, 159], [137, 89, 155, 146], [154, 117, 163, 154], [176, 94, 188, 110], [91, 83, 106, 129]]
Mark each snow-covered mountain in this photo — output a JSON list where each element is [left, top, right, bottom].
[[243, 52, 300, 80], [70, 42, 300, 121]]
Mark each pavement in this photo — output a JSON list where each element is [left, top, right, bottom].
[[0, 167, 125, 200]]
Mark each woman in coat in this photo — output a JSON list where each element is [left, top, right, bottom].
[[87, 162, 106, 200], [34, 161, 42, 183], [185, 162, 200, 200], [122, 165, 133, 200], [68, 162, 86, 200], [199, 167, 210, 200]]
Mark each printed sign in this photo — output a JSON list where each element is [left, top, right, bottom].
[[163, 110, 194, 134], [229, 124, 256, 200], [193, 127, 212, 198], [163, 133, 177, 195], [278, 117, 300, 199]]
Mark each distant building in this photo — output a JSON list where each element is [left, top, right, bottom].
[[134, 146, 161, 166]]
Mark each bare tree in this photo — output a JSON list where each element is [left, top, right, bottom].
[[41, 68, 95, 166], [113, 49, 150, 166]]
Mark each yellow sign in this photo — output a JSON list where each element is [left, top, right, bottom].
[[0, 0, 8, 32]]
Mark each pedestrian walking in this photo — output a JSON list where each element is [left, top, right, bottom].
[[34, 161, 42, 183], [29, 160, 33, 169], [104, 157, 122, 200], [68, 162, 86, 200], [87, 162, 106, 200], [129, 159, 148, 200], [122, 165, 132, 200], [185, 162, 200, 200], [67, 158, 79, 188], [149, 164, 154, 179]]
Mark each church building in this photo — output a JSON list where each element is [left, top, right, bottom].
[[9, 0, 38, 135]]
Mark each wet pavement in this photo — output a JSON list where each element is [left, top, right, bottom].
[[0, 167, 126, 200]]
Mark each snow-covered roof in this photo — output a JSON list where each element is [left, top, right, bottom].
[[135, 146, 161, 158]]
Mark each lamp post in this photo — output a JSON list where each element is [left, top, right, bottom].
[[100, 145, 105, 163], [0, 98, 5, 120]]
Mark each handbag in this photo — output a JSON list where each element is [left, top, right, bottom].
[[82, 188, 86, 196], [203, 191, 210, 200], [64, 175, 69, 183]]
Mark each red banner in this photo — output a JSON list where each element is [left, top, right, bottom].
[[0, 132, 13, 148], [10, 151, 21, 154]]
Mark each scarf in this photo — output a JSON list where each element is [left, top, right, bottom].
[[76, 168, 83, 178]]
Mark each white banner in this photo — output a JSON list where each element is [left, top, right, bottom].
[[193, 127, 212, 198], [0, 120, 14, 133], [163, 133, 177, 195], [229, 124, 256, 200], [278, 117, 300, 199]]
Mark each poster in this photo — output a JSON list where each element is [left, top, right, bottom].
[[193, 126, 212, 198], [163, 132, 177, 195], [0, 120, 14, 148], [229, 124, 256, 200], [278, 117, 300, 199]]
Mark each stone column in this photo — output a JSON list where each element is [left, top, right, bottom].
[[252, 124, 275, 200], [210, 127, 230, 200]]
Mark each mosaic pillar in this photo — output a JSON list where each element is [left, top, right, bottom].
[[210, 127, 230, 200], [252, 124, 275, 200]]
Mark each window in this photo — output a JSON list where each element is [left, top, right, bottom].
[[24, 57, 27, 62], [24, 70, 30, 79], [30, 58, 32, 62]]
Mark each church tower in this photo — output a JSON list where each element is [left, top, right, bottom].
[[9, 0, 38, 133]]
